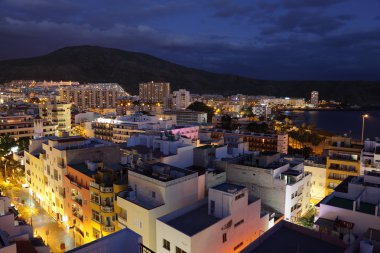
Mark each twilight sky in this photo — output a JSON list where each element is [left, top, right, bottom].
[[1, 0, 380, 80]]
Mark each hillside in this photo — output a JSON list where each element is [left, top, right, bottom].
[[0, 45, 379, 105]]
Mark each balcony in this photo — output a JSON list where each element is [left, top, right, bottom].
[[57, 162, 65, 169], [102, 225, 115, 232], [72, 211, 83, 222], [101, 206, 114, 213], [90, 181, 100, 190], [72, 197, 82, 206], [100, 186, 113, 193], [328, 166, 357, 173]]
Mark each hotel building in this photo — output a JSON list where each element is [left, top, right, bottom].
[[59, 83, 125, 110], [139, 82, 170, 103]]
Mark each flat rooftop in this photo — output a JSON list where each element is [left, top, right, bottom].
[[69, 163, 98, 177], [165, 203, 220, 236], [211, 183, 245, 193], [242, 223, 345, 253], [325, 197, 353, 210], [129, 163, 196, 182]]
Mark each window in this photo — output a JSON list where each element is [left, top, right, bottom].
[[210, 200, 215, 215], [176, 247, 187, 253], [234, 242, 243, 251], [234, 219, 244, 228], [222, 233, 227, 243], [152, 191, 156, 199], [163, 239, 170, 251], [93, 228, 100, 239], [235, 193, 245, 200], [92, 210, 101, 223]]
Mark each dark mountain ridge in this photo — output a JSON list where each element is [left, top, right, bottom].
[[0, 45, 379, 105]]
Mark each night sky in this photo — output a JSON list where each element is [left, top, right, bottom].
[[1, 0, 380, 81]]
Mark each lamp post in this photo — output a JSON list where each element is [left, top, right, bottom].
[[361, 114, 369, 143]]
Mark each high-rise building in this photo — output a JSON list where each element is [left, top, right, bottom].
[[39, 101, 72, 133], [59, 83, 125, 110], [139, 82, 170, 103], [311, 91, 319, 106], [173, 89, 191, 110]]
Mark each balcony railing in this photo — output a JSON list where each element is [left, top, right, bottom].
[[102, 225, 115, 232], [101, 206, 114, 213], [100, 186, 113, 193], [90, 181, 100, 190], [72, 197, 83, 206], [72, 211, 83, 222], [328, 166, 357, 173]]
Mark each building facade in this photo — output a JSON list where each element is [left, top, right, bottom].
[[156, 183, 270, 253], [139, 82, 170, 103]]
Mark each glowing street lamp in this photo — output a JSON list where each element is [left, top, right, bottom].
[[361, 114, 369, 142]]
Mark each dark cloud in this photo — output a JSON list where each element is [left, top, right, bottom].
[[0, 0, 379, 81]]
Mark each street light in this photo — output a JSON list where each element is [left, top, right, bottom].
[[361, 114, 369, 143]]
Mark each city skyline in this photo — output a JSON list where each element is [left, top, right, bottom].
[[1, 0, 380, 80]]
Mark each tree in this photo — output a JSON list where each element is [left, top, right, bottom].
[[16, 137, 30, 152], [246, 122, 269, 133], [221, 115, 232, 130], [0, 134, 16, 157], [187, 102, 214, 122]]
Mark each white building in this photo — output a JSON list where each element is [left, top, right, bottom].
[[173, 89, 191, 110], [251, 105, 271, 118], [65, 228, 142, 253], [316, 171, 380, 241], [156, 183, 270, 253], [0, 196, 49, 253], [311, 91, 319, 106], [125, 133, 195, 169], [304, 157, 327, 205], [117, 163, 204, 251], [218, 152, 311, 221], [59, 83, 126, 110], [91, 113, 173, 143], [360, 138, 380, 175], [163, 110, 207, 126], [39, 101, 71, 134]]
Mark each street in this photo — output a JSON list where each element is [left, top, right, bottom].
[[1, 181, 74, 252]]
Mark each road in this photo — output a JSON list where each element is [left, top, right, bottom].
[[1, 182, 75, 252]]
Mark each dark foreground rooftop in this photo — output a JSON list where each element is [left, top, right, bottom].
[[241, 221, 346, 253]]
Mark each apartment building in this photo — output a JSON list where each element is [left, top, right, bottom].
[[160, 110, 207, 126], [200, 129, 288, 154], [326, 137, 362, 195], [26, 136, 120, 223], [304, 157, 327, 205], [218, 152, 311, 221], [59, 83, 125, 110], [360, 138, 380, 175], [0, 115, 56, 139], [164, 89, 191, 110], [316, 171, 380, 242], [124, 133, 195, 169], [91, 114, 172, 143], [117, 162, 203, 251], [39, 101, 71, 133], [156, 183, 270, 253], [63, 161, 128, 245], [139, 82, 170, 103]]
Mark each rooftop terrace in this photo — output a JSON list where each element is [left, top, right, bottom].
[[165, 203, 220, 236]]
